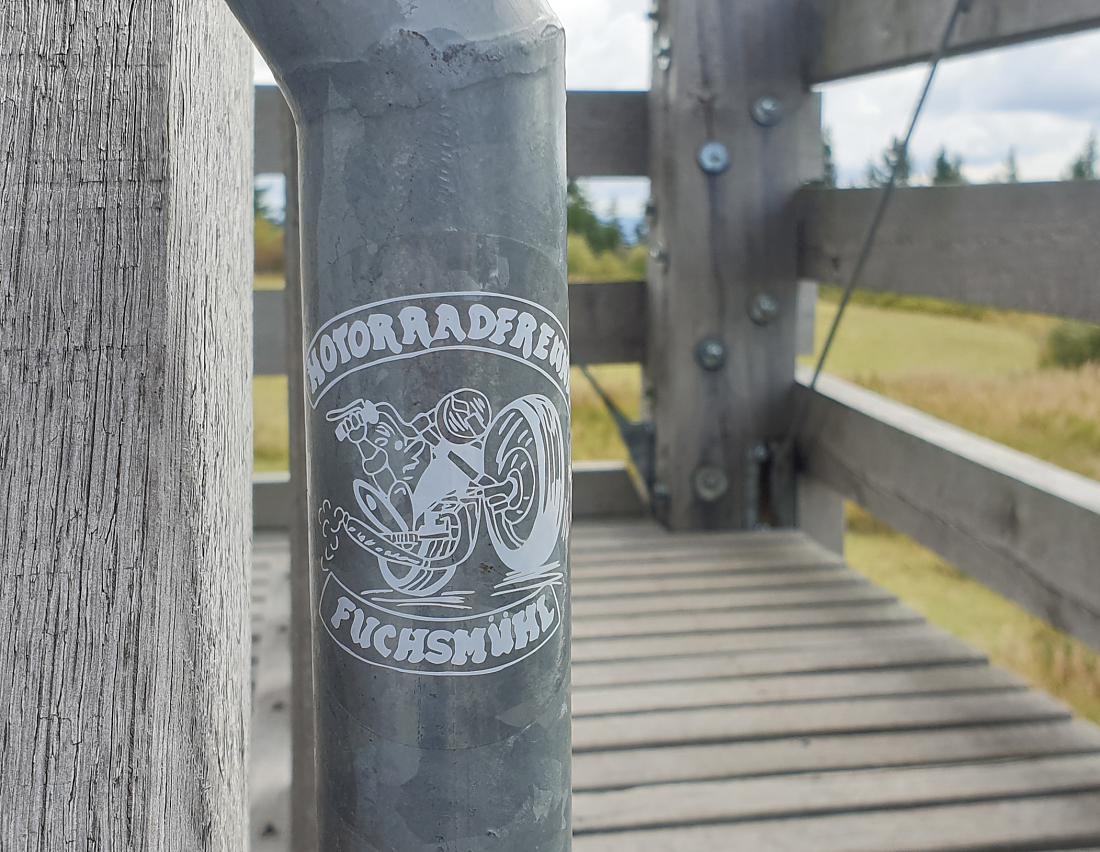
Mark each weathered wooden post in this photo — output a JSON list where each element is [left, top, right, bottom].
[[0, 2, 253, 849], [226, 1, 572, 847], [647, 0, 816, 531]]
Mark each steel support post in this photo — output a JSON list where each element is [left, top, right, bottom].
[[224, 3, 572, 848]]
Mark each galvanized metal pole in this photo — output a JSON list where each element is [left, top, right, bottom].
[[224, 2, 571, 848]]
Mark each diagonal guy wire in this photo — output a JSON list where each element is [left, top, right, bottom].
[[787, 0, 972, 447]]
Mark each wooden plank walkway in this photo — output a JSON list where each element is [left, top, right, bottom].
[[250, 521, 1100, 850]]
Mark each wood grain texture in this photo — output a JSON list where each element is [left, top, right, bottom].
[[574, 793, 1100, 851], [573, 719, 1100, 791], [575, 753, 1100, 833], [798, 182, 1100, 323], [571, 636, 986, 688], [571, 564, 859, 595], [572, 690, 1069, 752], [647, 0, 810, 530], [0, 2, 252, 849], [572, 623, 937, 663], [796, 371, 1100, 649], [572, 603, 919, 641], [805, 0, 1100, 83], [572, 582, 893, 618], [573, 664, 1023, 717]]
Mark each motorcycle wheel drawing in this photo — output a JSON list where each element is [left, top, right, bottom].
[[484, 395, 567, 574], [325, 390, 567, 598]]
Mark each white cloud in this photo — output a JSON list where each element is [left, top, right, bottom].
[[552, 0, 651, 90], [821, 30, 1100, 185], [254, 52, 274, 86]]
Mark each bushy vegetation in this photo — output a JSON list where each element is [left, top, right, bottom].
[[254, 186, 284, 272], [1041, 321, 1100, 369], [254, 217, 285, 272], [568, 234, 647, 282], [566, 182, 647, 282]]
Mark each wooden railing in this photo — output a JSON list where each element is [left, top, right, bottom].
[[251, 89, 654, 526], [799, 182, 1100, 322], [252, 1, 1100, 649]]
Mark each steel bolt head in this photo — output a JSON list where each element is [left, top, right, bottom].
[[693, 465, 729, 503], [749, 292, 780, 325], [697, 141, 731, 175], [648, 245, 669, 269], [695, 336, 727, 371], [751, 96, 784, 127], [654, 35, 672, 71]]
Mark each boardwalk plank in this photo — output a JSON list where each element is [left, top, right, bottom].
[[251, 524, 1100, 851], [572, 603, 918, 640], [573, 542, 839, 566], [572, 566, 859, 596], [573, 691, 1070, 752], [573, 664, 1024, 717], [571, 554, 842, 580], [573, 720, 1100, 791], [573, 791, 1100, 851], [572, 636, 986, 687], [572, 583, 892, 618], [572, 622, 935, 663], [574, 754, 1100, 833]]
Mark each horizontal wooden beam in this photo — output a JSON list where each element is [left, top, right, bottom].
[[254, 87, 648, 178], [797, 182, 1100, 324], [254, 85, 293, 174], [805, 0, 1100, 84], [253, 280, 646, 375], [795, 370, 1100, 649], [254, 462, 645, 529], [253, 287, 288, 375], [567, 91, 648, 178], [569, 281, 647, 364]]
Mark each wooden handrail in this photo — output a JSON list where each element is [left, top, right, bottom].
[[805, 0, 1100, 84], [796, 370, 1100, 649], [797, 182, 1100, 324]]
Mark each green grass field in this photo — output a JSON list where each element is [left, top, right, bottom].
[[252, 272, 1100, 723]]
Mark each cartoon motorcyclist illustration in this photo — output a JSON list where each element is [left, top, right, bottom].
[[322, 389, 567, 598]]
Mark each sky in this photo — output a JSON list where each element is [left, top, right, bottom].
[[254, 1, 1100, 216]]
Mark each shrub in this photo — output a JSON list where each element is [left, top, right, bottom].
[[1041, 321, 1100, 369], [254, 215, 285, 272], [567, 234, 647, 283]]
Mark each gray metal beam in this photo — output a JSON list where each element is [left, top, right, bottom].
[[228, 1, 572, 847]]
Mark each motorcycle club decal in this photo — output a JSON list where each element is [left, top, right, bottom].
[[311, 291, 569, 677]]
